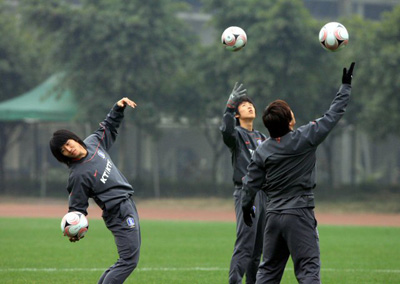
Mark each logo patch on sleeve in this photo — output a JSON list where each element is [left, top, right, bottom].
[[98, 150, 106, 159], [126, 217, 136, 228]]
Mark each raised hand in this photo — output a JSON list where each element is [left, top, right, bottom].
[[226, 82, 247, 109], [117, 97, 137, 109], [342, 62, 356, 85]]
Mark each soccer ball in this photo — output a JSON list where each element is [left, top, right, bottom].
[[221, 26, 247, 52], [61, 211, 89, 238], [319, 22, 349, 52]]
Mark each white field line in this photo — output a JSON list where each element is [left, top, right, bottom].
[[1, 267, 400, 273]]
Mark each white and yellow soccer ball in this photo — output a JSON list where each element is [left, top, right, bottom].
[[221, 26, 247, 52], [61, 211, 89, 238], [319, 22, 349, 52]]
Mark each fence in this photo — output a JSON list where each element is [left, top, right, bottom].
[[1, 121, 400, 199]]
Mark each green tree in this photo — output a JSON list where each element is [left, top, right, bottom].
[[350, 8, 400, 184], [0, 0, 49, 190], [0, 1, 43, 101], [21, 0, 194, 128], [203, 0, 327, 123], [21, 0, 197, 195], [356, 6, 400, 139], [164, 45, 233, 184], [321, 16, 377, 185], [199, 0, 353, 185]]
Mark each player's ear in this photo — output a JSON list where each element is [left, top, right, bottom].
[[235, 113, 240, 118], [289, 111, 296, 130]]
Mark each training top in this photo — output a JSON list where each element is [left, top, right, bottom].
[[242, 84, 351, 211], [220, 107, 267, 186], [66, 104, 134, 215]]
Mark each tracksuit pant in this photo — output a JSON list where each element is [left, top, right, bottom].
[[230, 187, 267, 284], [98, 197, 141, 284], [256, 208, 320, 284]]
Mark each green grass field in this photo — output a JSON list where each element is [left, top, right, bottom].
[[0, 218, 399, 283]]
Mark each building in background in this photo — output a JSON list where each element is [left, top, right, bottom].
[[303, 0, 400, 20]]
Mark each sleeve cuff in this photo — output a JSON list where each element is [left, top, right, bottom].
[[225, 107, 236, 114], [113, 103, 125, 112]]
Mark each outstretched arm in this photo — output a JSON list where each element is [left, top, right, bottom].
[[94, 97, 138, 150], [220, 82, 247, 148], [297, 62, 355, 147]]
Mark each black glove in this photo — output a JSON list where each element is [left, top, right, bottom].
[[342, 62, 356, 85], [226, 82, 247, 109], [242, 205, 255, 227]]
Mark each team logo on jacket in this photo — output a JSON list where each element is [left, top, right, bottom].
[[98, 150, 106, 159], [126, 217, 136, 228]]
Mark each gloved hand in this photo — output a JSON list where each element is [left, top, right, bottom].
[[242, 205, 255, 227], [226, 82, 247, 109], [342, 62, 356, 85]]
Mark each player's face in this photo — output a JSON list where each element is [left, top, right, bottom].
[[60, 139, 87, 160], [237, 101, 256, 119]]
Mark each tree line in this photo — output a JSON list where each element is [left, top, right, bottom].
[[1, 0, 400, 189]]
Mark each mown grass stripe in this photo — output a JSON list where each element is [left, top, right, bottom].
[[1, 267, 400, 273]]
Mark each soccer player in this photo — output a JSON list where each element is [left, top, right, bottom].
[[241, 62, 355, 283], [49, 97, 140, 284], [220, 82, 268, 284]]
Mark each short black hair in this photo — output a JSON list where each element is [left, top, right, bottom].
[[262, 100, 292, 138], [235, 96, 256, 125], [49, 129, 86, 166]]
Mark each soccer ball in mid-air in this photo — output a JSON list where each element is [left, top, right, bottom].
[[61, 211, 89, 238], [221, 26, 247, 52], [319, 22, 349, 52]]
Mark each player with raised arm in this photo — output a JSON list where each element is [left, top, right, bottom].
[[220, 82, 268, 284], [49, 97, 140, 284], [241, 63, 355, 283]]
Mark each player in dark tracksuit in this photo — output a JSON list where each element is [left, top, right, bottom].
[[49, 98, 140, 284], [241, 63, 355, 284], [220, 82, 268, 284]]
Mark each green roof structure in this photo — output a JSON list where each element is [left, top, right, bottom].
[[0, 74, 77, 122]]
